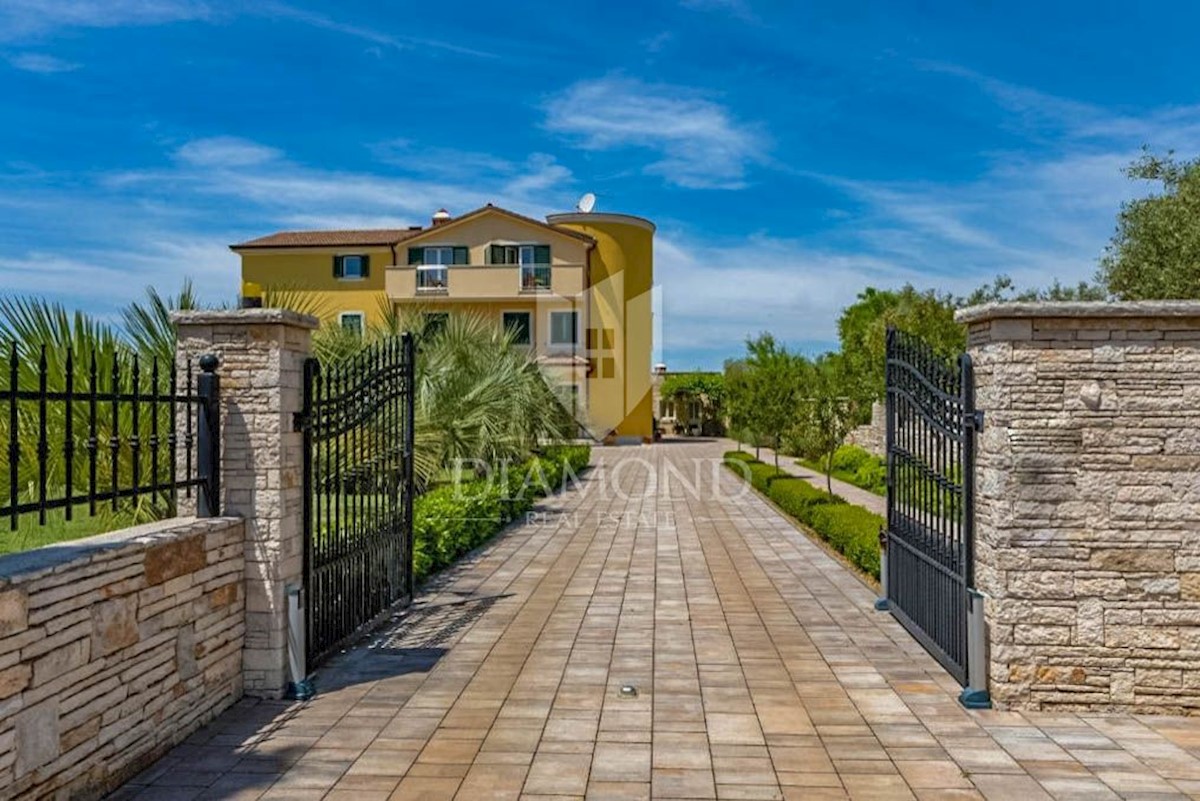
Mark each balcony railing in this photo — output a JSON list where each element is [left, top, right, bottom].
[[416, 266, 448, 292], [519, 265, 551, 292]]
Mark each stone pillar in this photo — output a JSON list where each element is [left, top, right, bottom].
[[173, 309, 318, 697], [959, 301, 1200, 713]]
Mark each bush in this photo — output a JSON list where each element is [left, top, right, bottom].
[[725, 450, 788, 494], [807, 503, 882, 579], [767, 477, 840, 522], [414, 444, 591, 581], [830, 445, 872, 472], [793, 444, 886, 497], [723, 451, 882, 580]]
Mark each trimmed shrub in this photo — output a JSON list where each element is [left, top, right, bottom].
[[767, 477, 840, 522], [723, 451, 882, 580], [807, 503, 882, 579], [414, 444, 592, 581]]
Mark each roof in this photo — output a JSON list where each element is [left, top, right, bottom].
[[230, 204, 595, 251], [412, 204, 594, 245], [230, 228, 425, 250]]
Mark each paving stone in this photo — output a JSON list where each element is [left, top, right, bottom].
[[99, 442, 1200, 801]]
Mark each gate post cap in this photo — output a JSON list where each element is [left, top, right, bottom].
[[199, 353, 220, 372]]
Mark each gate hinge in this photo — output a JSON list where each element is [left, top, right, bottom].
[[293, 412, 309, 433], [878, 526, 888, 551], [967, 410, 984, 432]]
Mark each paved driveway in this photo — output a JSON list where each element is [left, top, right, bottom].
[[114, 441, 1200, 800]]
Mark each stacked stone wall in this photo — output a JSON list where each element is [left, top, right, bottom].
[[0, 517, 244, 799]]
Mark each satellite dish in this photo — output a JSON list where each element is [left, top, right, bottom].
[[576, 192, 596, 213]]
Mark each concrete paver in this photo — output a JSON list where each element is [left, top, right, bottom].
[[112, 441, 1200, 800]]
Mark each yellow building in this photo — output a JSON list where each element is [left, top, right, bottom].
[[232, 204, 655, 442]]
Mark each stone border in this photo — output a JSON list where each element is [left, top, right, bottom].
[[170, 308, 320, 329], [0, 517, 240, 587], [956, 300, 1200, 324]]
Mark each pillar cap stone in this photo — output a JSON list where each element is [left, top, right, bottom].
[[171, 308, 320, 329], [956, 300, 1200, 324]]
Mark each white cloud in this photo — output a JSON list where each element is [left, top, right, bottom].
[[0, 0, 494, 58], [175, 137, 283, 168], [544, 76, 767, 189], [0, 136, 576, 321], [114, 137, 579, 228], [6, 52, 80, 73], [656, 70, 1200, 366], [0, 0, 211, 41], [0, 238, 236, 309], [252, 2, 494, 57]]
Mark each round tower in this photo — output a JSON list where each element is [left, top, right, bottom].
[[547, 212, 655, 443]]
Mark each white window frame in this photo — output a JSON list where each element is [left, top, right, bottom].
[[423, 246, 456, 265], [338, 311, 365, 335], [548, 310, 579, 347], [500, 310, 532, 346]]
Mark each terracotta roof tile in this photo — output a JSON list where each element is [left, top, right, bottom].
[[231, 204, 596, 251], [231, 228, 425, 249]]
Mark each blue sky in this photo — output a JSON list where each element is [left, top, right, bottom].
[[2, 0, 1198, 369]]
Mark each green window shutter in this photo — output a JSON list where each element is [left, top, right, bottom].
[[361, 254, 370, 278], [453, 246, 469, 265], [534, 245, 551, 264], [333, 255, 344, 278], [407, 247, 423, 265]]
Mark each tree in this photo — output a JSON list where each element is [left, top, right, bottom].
[[1099, 150, 1200, 300], [723, 359, 754, 452], [744, 334, 800, 472], [791, 353, 866, 493], [960, 275, 1106, 306], [660, 372, 725, 435], [837, 285, 965, 405]]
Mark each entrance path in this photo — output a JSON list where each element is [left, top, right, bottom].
[[113, 441, 1200, 800]]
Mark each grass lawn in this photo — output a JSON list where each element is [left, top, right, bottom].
[[0, 504, 140, 556]]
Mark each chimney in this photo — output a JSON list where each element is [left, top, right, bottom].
[[431, 208, 451, 226]]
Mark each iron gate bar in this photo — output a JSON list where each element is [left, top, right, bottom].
[[299, 333, 415, 672], [884, 327, 978, 687]]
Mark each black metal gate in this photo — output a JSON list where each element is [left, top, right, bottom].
[[298, 333, 415, 670], [884, 327, 979, 685]]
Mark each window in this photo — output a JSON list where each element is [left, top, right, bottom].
[[339, 312, 365, 335], [502, 312, 532, 345], [425, 247, 455, 265], [334, 254, 369, 279], [488, 244, 549, 265], [423, 312, 449, 338], [549, 311, 578, 346], [407, 246, 468, 265]]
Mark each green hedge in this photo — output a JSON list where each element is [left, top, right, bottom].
[[414, 445, 591, 580], [724, 451, 882, 580]]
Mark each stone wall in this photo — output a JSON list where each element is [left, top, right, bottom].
[[845, 401, 886, 458], [0, 516, 244, 800], [960, 301, 1200, 712]]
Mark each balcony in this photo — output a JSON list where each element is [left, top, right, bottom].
[[416, 266, 448, 293], [519, 265, 552, 292], [387, 263, 585, 300]]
